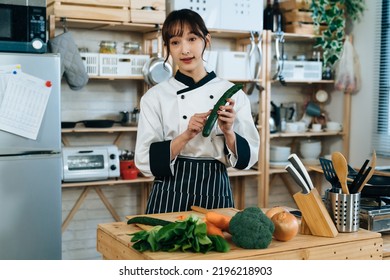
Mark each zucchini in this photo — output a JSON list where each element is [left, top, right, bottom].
[[202, 83, 243, 137], [127, 216, 172, 226]]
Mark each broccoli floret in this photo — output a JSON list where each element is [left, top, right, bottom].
[[229, 207, 274, 249]]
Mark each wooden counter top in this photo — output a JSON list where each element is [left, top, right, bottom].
[[97, 208, 384, 260], [382, 232, 390, 260]]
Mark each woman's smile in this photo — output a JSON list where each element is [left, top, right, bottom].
[[180, 56, 194, 64]]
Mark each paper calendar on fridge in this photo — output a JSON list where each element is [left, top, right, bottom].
[[0, 68, 52, 140]]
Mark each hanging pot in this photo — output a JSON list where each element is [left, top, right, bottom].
[[142, 31, 172, 86], [142, 53, 173, 86]]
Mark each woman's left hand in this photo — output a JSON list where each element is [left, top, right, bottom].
[[217, 98, 236, 135]]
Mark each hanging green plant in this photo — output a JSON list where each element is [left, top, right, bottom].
[[310, 0, 365, 71]]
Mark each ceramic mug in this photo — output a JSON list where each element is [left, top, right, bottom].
[[311, 123, 322, 132], [295, 121, 306, 132], [285, 122, 298, 132], [326, 121, 342, 131], [306, 102, 321, 117]]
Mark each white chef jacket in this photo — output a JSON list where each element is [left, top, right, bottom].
[[134, 71, 259, 177]]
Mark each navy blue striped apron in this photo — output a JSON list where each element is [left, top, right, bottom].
[[145, 156, 234, 214]]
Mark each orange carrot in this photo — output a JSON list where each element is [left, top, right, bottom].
[[205, 211, 232, 232], [205, 220, 224, 238], [176, 215, 187, 221]]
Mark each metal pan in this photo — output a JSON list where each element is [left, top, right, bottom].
[[360, 174, 390, 198], [80, 119, 117, 128], [142, 30, 173, 86], [61, 121, 77, 129], [142, 54, 172, 86]]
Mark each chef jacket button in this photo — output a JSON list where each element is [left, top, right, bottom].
[[181, 95, 185, 99], [210, 95, 214, 99], [183, 115, 187, 119]]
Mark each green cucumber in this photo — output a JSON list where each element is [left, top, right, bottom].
[[202, 83, 243, 137], [127, 216, 172, 226]]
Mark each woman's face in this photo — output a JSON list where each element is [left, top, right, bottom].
[[168, 24, 210, 81]]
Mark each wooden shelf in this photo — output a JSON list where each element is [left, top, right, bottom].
[[227, 168, 260, 177], [271, 79, 334, 84], [272, 32, 321, 41], [53, 17, 160, 33], [53, 17, 253, 39], [62, 177, 153, 188], [62, 168, 260, 189], [61, 124, 137, 134], [209, 28, 252, 39], [88, 75, 145, 81], [258, 30, 351, 207], [270, 131, 344, 139]]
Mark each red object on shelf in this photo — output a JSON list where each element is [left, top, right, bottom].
[[120, 160, 135, 171], [120, 160, 139, 179], [121, 168, 138, 180]]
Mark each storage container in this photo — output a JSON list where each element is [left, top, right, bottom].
[[278, 60, 322, 81], [99, 41, 117, 54], [123, 42, 141, 54], [166, 0, 263, 31], [218, 0, 263, 31], [99, 54, 150, 77], [325, 189, 361, 233], [203, 50, 218, 73], [166, 0, 221, 29], [80, 52, 99, 77], [216, 51, 251, 80]]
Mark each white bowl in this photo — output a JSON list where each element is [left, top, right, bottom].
[[300, 140, 321, 159], [270, 145, 291, 162]]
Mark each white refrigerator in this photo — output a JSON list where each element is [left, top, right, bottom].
[[0, 53, 62, 259]]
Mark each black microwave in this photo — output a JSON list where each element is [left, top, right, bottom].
[[0, 0, 47, 53]]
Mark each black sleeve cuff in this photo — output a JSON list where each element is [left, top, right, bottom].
[[230, 133, 251, 170], [150, 140, 172, 177]]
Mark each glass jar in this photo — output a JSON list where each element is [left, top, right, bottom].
[[123, 41, 141, 54], [99, 41, 117, 54]]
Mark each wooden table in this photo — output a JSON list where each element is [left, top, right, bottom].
[[97, 208, 384, 260], [382, 232, 390, 260]]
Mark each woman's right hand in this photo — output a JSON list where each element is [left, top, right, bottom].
[[170, 110, 211, 160], [185, 111, 211, 139]]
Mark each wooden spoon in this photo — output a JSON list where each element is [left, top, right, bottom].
[[331, 152, 350, 194]]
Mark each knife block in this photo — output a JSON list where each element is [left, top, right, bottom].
[[293, 188, 338, 237]]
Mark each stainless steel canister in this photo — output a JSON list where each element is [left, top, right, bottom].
[[325, 188, 361, 232]]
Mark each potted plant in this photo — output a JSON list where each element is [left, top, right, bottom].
[[310, 0, 365, 72]]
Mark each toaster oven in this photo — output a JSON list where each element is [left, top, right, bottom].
[[62, 145, 120, 182]]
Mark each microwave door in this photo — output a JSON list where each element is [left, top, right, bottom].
[[0, 4, 28, 41]]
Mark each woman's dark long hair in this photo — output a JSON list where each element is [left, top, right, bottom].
[[162, 9, 210, 63]]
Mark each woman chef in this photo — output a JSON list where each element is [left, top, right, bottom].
[[134, 9, 259, 214]]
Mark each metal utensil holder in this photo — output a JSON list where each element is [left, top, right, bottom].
[[325, 189, 361, 232]]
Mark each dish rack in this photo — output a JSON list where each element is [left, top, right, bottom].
[[80, 53, 150, 77]]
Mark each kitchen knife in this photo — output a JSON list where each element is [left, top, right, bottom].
[[285, 164, 311, 194], [288, 153, 314, 190]]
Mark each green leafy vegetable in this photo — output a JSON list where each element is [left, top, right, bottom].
[[129, 214, 230, 253]]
